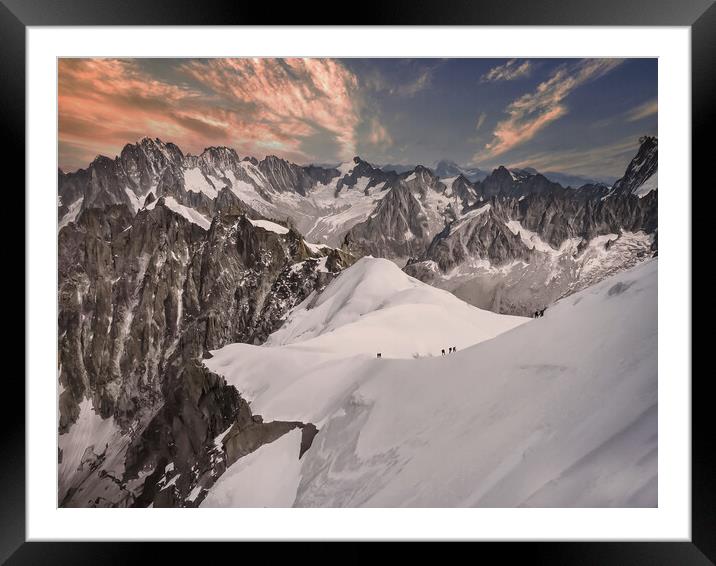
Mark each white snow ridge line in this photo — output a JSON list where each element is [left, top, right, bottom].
[[203, 257, 657, 508]]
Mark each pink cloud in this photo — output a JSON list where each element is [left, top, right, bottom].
[[368, 118, 393, 147], [180, 58, 361, 161], [58, 58, 362, 171], [481, 59, 532, 82], [475, 59, 623, 162]]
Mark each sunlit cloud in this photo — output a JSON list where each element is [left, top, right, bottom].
[[58, 58, 211, 170], [592, 97, 658, 129], [180, 58, 361, 162], [362, 61, 443, 98], [58, 58, 363, 171], [481, 59, 532, 82], [368, 118, 393, 148], [474, 59, 623, 162], [397, 69, 433, 96], [625, 98, 658, 122], [506, 136, 642, 178], [58, 58, 655, 178]]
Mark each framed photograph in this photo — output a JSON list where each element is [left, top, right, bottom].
[[9, 0, 711, 562]]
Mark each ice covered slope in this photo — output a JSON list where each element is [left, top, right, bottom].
[[204, 258, 657, 507], [265, 256, 527, 357]]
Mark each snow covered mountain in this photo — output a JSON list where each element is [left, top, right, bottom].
[[57, 135, 659, 508], [57, 131, 658, 340], [200, 257, 657, 507], [432, 159, 489, 182], [59, 141, 404, 247], [60, 137, 655, 259], [404, 137, 658, 315], [263, 257, 526, 357]]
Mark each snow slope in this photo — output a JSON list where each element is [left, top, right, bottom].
[[634, 170, 658, 198], [58, 198, 83, 231], [205, 257, 527, 426], [184, 167, 218, 198], [145, 196, 212, 230], [265, 256, 527, 356], [204, 258, 658, 507], [248, 218, 290, 234], [200, 428, 303, 508]]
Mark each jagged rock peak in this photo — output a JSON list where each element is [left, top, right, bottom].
[[201, 146, 239, 159], [91, 154, 115, 167], [611, 136, 658, 196], [198, 146, 241, 169], [261, 154, 289, 167], [120, 136, 184, 165], [412, 164, 434, 176]]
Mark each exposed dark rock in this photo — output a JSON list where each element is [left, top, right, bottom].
[[344, 181, 431, 259], [336, 156, 398, 192], [611, 136, 657, 196], [58, 197, 353, 507], [258, 155, 340, 196]]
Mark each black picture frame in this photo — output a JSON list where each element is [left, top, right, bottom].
[[6, 0, 711, 562]]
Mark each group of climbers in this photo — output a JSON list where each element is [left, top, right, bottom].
[[377, 346, 458, 359]]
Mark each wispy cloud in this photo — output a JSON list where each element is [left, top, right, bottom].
[[58, 58, 207, 169], [592, 97, 658, 129], [180, 58, 361, 162], [363, 61, 443, 98], [474, 59, 624, 162], [367, 118, 393, 148], [481, 59, 532, 82], [625, 98, 658, 122], [58, 58, 363, 171], [507, 136, 642, 177], [475, 112, 487, 131]]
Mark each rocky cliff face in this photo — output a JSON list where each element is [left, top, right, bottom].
[[611, 136, 658, 196], [58, 138, 185, 223], [449, 175, 481, 209], [58, 197, 353, 507], [336, 156, 398, 193], [343, 166, 457, 260], [404, 138, 658, 315], [477, 166, 564, 199], [258, 155, 339, 196], [344, 181, 431, 259]]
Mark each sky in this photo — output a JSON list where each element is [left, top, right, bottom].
[[58, 58, 657, 179]]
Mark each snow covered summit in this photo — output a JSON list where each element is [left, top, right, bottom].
[[266, 256, 527, 357]]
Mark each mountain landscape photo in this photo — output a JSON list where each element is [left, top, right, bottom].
[[57, 57, 658, 508]]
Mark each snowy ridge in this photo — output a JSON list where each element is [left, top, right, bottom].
[[248, 218, 290, 235], [183, 167, 218, 198], [264, 257, 527, 355], [58, 199, 83, 230], [203, 259, 657, 507], [146, 196, 212, 230], [634, 171, 657, 198]]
